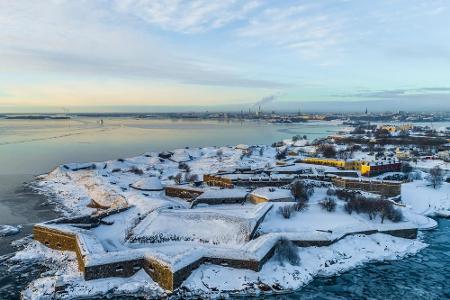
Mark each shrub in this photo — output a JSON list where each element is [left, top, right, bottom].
[[352, 127, 365, 134], [117, 158, 125, 162], [319, 197, 336, 212], [334, 189, 361, 201], [291, 180, 314, 201], [293, 200, 308, 212], [352, 144, 362, 151], [111, 168, 121, 173], [385, 206, 403, 223], [186, 173, 199, 183], [259, 147, 264, 156], [278, 205, 294, 219], [276, 148, 288, 160], [326, 188, 336, 196], [317, 144, 337, 158], [292, 135, 302, 142], [275, 238, 300, 266], [272, 141, 284, 147], [129, 166, 144, 175], [391, 209, 403, 222], [344, 196, 403, 223], [245, 148, 253, 157], [408, 171, 422, 181], [178, 162, 191, 172], [174, 173, 183, 184], [427, 166, 444, 188], [337, 149, 353, 160], [401, 162, 413, 174], [217, 149, 223, 161]]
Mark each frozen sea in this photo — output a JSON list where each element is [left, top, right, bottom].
[[0, 117, 448, 299]]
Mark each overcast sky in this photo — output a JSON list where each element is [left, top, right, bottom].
[[1, 0, 450, 112]]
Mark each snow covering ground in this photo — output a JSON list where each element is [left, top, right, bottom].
[[15, 234, 426, 300], [414, 159, 450, 173], [182, 234, 426, 297], [250, 187, 294, 202], [130, 204, 269, 246], [14, 242, 164, 300], [8, 140, 450, 299], [402, 179, 450, 219], [260, 187, 435, 234]]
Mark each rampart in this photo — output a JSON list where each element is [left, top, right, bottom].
[[203, 174, 233, 188], [165, 185, 204, 199], [332, 177, 401, 197]]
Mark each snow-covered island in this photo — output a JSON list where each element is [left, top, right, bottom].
[[11, 124, 450, 299]]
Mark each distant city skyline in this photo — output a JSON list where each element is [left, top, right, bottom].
[[1, 0, 450, 112]]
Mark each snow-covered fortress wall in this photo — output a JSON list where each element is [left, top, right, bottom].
[[332, 177, 402, 197]]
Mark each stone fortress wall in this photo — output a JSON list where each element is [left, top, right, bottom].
[[34, 209, 416, 292]]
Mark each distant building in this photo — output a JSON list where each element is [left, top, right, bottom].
[[360, 160, 402, 176], [437, 150, 450, 162], [380, 124, 413, 133], [249, 187, 294, 204], [395, 147, 411, 160], [299, 157, 366, 171], [380, 125, 397, 133], [299, 157, 401, 176]]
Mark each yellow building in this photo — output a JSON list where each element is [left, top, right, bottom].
[[343, 160, 365, 170], [380, 124, 413, 133], [300, 158, 366, 170], [300, 157, 346, 168], [398, 123, 413, 131], [395, 147, 410, 159], [381, 125, 397, 133]]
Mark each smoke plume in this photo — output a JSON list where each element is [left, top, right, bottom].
[[253, 94, 277, 107]]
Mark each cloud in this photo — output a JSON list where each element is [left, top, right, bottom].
[[113, 1, 345, 58], [1, 46, 288, 89], [336, 87, 450, 99], [235, 3, 343, 58], [0, 0, 286, 89], [113, 0, 262, 34]]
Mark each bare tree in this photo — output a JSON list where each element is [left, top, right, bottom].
[[275, 148, 288, 160], [275, 238, 300, 266], [292, 135, 302, 142], [174, 173, 183, 185], [401, 162, 413, 174], [427, 166, 444, 188], [319, 197, 337, 212], [278, 205, 294, 219], [291, 180, 314, 202], [259, 147, 264, 156], [217, 149, 223, 161], [317, 144, 337, 158]]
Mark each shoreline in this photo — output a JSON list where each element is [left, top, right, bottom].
[[14, 138, 442, 298], [1, 120, 448, 297]]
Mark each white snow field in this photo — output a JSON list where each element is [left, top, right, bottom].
[[12, 140, 449, 299]]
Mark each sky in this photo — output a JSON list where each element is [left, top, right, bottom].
[[1, 0, 450, 113]]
